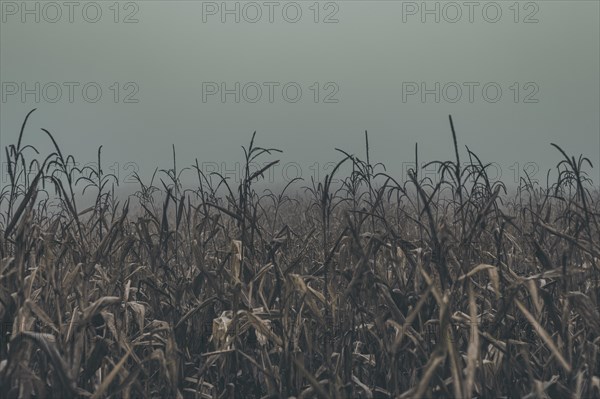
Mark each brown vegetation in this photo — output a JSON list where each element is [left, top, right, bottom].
[[1, 109, 599, 398]]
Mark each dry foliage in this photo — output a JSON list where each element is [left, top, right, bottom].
[[1, 110, 599, 398]]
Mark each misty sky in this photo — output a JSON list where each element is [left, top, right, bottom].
[[1, 1, 599, 191]]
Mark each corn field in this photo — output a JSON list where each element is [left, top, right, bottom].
[[1, 109, 599, 398]]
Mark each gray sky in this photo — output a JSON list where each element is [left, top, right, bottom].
[[1, 1, 599, 192]]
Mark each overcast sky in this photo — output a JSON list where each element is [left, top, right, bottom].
[[1, 1, 599, 192]]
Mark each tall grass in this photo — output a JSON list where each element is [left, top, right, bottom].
[[0, 110, 599, 398]]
